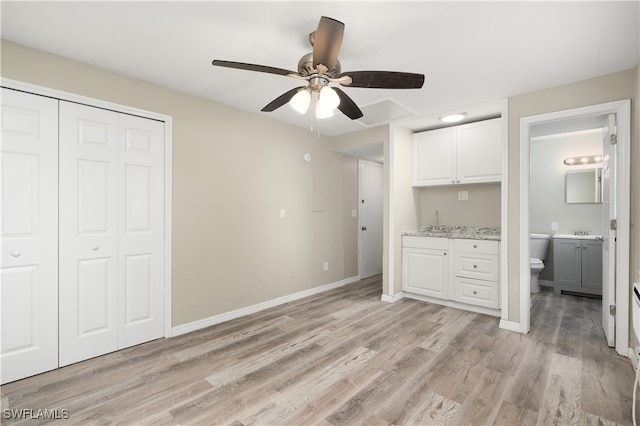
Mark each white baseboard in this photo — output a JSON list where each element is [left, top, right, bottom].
[[539, 279, 554, 288], [381, 292, 405, 303], [629, 347, 639, 368], [171, 276, 360, 337], [499, 319, 525, 333]]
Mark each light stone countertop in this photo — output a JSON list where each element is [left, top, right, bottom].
[[403, 225, 501, 241]]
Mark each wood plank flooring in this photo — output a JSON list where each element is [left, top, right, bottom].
[[1, 276, 637, 425]]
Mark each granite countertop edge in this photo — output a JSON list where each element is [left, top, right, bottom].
[[402, 226, 501, 241]]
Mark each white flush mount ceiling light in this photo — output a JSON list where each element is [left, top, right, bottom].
[[563, 155, 603, 166], [440, 113, 466, 123]]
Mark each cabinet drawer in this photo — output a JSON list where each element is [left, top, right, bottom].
[[454, 239, 499, 255], [455, 252, 499, 281], [453, 276, 499, 309], [403, 236, 449, 250]]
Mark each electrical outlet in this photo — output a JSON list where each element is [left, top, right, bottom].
[[551, 222, 559, 231], [280, 208, 286, 219], [458, 190, 468, 201]]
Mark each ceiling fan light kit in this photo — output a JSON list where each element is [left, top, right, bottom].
[[211, 16, 425, 121]]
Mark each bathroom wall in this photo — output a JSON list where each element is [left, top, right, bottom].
[[419, 183, 501, 228], [530, 129, 603, 282]]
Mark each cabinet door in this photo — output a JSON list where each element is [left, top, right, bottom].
[[582, 240, 603, 291], [456, 118, 502, 184], [553, 239, 582, 287], [402, 247, 448, 299], [412, 128, 455, 186], [1, 89, 59, 384], [59, 102, 120, 366]]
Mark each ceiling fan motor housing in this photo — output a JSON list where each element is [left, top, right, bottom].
[[297, 53, 341, 79]]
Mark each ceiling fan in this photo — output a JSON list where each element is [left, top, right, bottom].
[[212, 16, 425, 120]]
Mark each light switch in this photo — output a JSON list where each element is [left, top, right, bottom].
[[551, 222, 558, 231], [352, 209, 357, 218], [280, 208, 286, 219], [458, 191, 469, 201]]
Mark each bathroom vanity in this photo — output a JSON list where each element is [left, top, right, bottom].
[[553, 235, 603, 296], [402, 226, 501, 316]]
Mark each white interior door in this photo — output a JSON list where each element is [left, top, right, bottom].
[[59, 101, 119, 366], [1, 89, 59, 383], [118, 114, 164, 348], [601, 113, 616, 347], [359, 160, 383, 279]]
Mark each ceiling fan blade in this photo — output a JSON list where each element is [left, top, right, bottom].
[[340, 71, 425, 89], [333, 88, 363, 120], [312, 16, 344, 71], [261, 87, 306, 112], [212, 60, 297, 77]]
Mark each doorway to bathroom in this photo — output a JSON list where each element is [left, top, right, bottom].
[[520, 100, 631, 356]]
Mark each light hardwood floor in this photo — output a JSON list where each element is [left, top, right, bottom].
[[1, 276, 637, 425]]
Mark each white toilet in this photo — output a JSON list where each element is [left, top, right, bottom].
[[530, 233, 550, 293]]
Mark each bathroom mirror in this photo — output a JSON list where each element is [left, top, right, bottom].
[[565, 167, 602, 204]]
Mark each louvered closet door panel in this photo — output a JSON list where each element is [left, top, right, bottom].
[[59, 101, 119, 367], [1, 89, 59, 384], [118, 114, 164, 348]]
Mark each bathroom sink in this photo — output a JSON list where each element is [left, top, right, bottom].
[[553, 234, 603, 240]]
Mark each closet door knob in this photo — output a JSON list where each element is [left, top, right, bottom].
[[11, 250, 21, 257], [92, 245, 100, 251]]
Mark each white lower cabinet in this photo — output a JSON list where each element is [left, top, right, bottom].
[[402, 237, 449, 299], [1, 88, 167, 384], [402, 236, 500, 313]]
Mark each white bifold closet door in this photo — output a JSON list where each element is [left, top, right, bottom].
[[59, 101, 164, 367], [1, 89, 59, 384]]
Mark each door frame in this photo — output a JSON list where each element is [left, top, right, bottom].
[[358, 159, 384, 279], [1, 78, 174, 339], [519, 99, 630, 356]]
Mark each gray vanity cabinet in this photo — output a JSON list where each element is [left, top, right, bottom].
[[553, 238, 602, 295]]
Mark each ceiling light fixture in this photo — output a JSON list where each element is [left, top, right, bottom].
[[440, 113, 466, 123], [563, 155, 603, 166], [289, 85, 341, 119], [289, 88, 311, 114]]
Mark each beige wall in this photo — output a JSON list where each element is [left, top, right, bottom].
[[1, 40, 359, 327], [507, 68, 638, 326], [419, 184, 501, 228], [342, 156, 359, 278]]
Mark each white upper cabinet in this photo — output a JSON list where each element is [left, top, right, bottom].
[[412, 118, 502, 187]]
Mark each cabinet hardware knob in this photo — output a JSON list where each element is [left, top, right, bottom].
[[11, 250, 21, 257], [473, 291, 477, 295], [473, 244, 477, 248], [443, 252, 447, 256], [473, 265, 477, 268], [361, 226, 367, 231], [92, 245, 100, 251]]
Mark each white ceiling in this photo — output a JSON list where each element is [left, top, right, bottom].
[[2, 1, 638, 138]]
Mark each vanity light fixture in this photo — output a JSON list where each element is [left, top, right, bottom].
[[563, 155, 603, 166], [440, 113, 466, 123]]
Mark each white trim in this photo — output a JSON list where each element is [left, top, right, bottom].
[[499, 98, 510, 324], [1, 78, 175, 340], [499, 319, 523, 333], [381, 292, 405, 303], [387, 126, 396, 297], [629, 347, 639, 368], [519, 100, 631, 355], [171, 276, 360, 337]]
